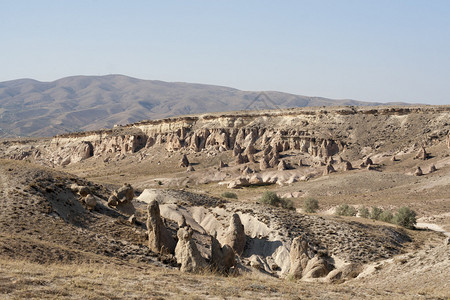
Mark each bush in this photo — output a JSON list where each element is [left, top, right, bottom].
[[221, 192, 238, 199], [303, 198, 319, 213], [335, 204, 357, 216], [370, 207, 383, 220], [358, 206, 370, 218], [261, 191, 282, 206], [379, 210, 394, 223], [260, 191, 294, 210], [282, 198, 295, 210], [393, 207, 417, 229]]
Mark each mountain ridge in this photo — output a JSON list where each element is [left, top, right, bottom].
[[0, 74, 407, 137]]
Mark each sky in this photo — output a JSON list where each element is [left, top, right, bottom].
[[1, 0, 450, 104]]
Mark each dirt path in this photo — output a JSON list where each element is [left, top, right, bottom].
[[416, 222, 450, 237]]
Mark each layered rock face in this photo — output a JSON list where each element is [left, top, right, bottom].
[[4, 106, 450, 166]]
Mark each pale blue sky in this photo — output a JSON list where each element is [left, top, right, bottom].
[[1, 0, 449, 104]]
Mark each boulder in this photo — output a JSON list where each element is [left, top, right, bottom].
[[175, 226, 207, 273], [84, 194, 97, 210], [115, 183, 134, 203], [249, 175, 265, 186], [78, 186, 90, 197], [222, 213, 246, 256], [364, 157, 373, 166], [414, 147, 429, 160], [227, 177, 250, 189], [180, 154, 190, 167], [414, 166, 423, 176], [147, 200, 176, 254], [107, 195, 119, 207]]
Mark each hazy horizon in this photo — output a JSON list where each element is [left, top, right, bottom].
[[2, 1, 449, 105]]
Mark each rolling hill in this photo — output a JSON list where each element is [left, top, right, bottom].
[[0, 74, 404, 137]]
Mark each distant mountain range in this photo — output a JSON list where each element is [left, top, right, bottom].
[[0, 75, 406, 137]]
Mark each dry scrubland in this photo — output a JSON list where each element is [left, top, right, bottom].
[[0, 106, 449, 299]]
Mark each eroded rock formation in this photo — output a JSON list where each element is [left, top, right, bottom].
[[175, 226, 207, 273], [147, 200, 176, 254], [222, 213, 246, 256]]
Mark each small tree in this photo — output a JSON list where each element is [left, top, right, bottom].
[[335, 204, 357, 216], [260, 191, 294, 210], [379, 210, 394, 223], [370, 207, 383, 220], [303, 198, 319, 213], [281, 198, 295, 210], [358, 206, 370, 218], [260, 191, 282, 207], [394, 207, 417, 229]]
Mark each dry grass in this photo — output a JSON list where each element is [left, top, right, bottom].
[[1, 256, 448, 300]]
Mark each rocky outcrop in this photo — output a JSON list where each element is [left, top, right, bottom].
[[83, 194, 97, 210], [414, 147, 429, 160], [111, 183, 135, 215], [414, 166, 423, 176], [343, 161, 353, 171], [180, 154, 190, 167], [234, 153, 248, 165], [227, 177, 250, 189], [222, 214, 246, 256], [289, 235, 311, 278], [278, 160, 288, 171], [211, 235, 236, 274], [323, 163, 335, 175], [260, 156, 270, 170], [289, 235, 333, 279], [175, 226, 207, 273], [147, 200, 176, 254]]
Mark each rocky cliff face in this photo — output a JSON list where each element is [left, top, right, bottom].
[[2, 106, 450, 166]]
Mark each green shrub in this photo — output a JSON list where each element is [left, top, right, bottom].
[[303, 198, 319, 213], [281, 198, 295, 210], [358, 206, 370, 218], [335, 204, 357, 216], [221, 192, 238, 199], [370, 207, 383, 220], [260, 191, 294, 210], [393, 207, 417, 229], [260, 191, 282, 206], [379, 210, 394, 223]]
